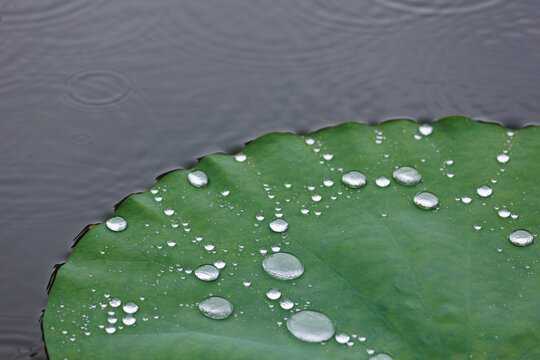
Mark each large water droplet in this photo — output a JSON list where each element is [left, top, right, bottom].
[[266, 288, 281, 300], [122, 302, 138, 314], [269, 219, 288, 233], [106, 217, 127, 232], [508, 230, 533, 247], [286, 311, 335, 343], [393, 167, 422, 186], [262, 252, 304, 280], [497, 154, 510, 164], [476, 185, 493, 197], [342, 171, 367, 188], [198, 297, 234, 320], [413, 192, 439, 210], [419, 124, 433, 136], [195, 265, 220, 281], [370, 354, 394, 360], [188, 170, 208, 188], [375, 176, 390, 188], [122, 315, 136, 326], [109, 298, 121, 308]]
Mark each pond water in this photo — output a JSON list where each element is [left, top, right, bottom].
[[0, 1, 539, 358]]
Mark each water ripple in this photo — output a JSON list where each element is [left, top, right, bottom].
[[372, 0, 503, 16]]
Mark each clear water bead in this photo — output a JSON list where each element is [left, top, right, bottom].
[[188, 170, 208, 188], [305, 138, 315, 145], [105, 326, 116, 334], [214, 259, 226, 269], [198, 297, 234, 320], [496, 154, 510, 164], [508, 230, 533, 247], [335, 332, 350, 344], [123, 302, 138, 314], [235, 153, 247, 162], [419, 124, 433, 136], [370, 354, 394, 360], [312, 194, 322, 202], [375, 176, 390, 188], [106, 217, 127, 232], [122, 315, 136, 326], [393, 166, 422, 186], [266, 288, 282, 300], [109, 298, 121, 308], [342, 171, 367, 188], [262, 252, 304, 280], [476, 185, 493, 197], [195, 264, 220, 281], [498, 208, 511, 218], [269, 219, 288, 233], [413, 192, 439, 210], [286, 311, 335, 343], [323, 179, 334, 187], [279, 298, 294, 310]]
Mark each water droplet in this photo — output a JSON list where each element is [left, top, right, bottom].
[[204, 244, 215, 251], [498, 208, 511, 218], [375, 176, 390, 188], [221, 190, 230, 196], [508, 230, 533, 247], [235, 154, 247, 162], [198, 297, 234, 320], [167, 240, 176, 247], [477, 185, 493, 197], [370, 354, 394, 360], [305, 138, 315, 145], [122, 302, 138, 314], [188, 170, 208, 188], [286, 311, 335, 343], [474, 224, 482, 231], [413, 192, 439, 210], [335, 332, 350, 344], [342, 171, 367, 188], [279, 298, 294, 310], [105, 326, 116, 334], [497, 154, 510, 164], [164, 209, 174, 216], [262, 252, 304, 280], [243, 281, 251, 287], [109, 298, 121, 308], [106, 217, 127, 232], [256, 215, 265, 221], [461, 196, 472, 204], [393, 167, 422, 186], [419, 124, 433, 136], [323, 180, 334, 187], [107, 317, 117, 324], [269, 219, 288, 233], [323, 153, 334, 161], [195, 265, 220, 281], [312, 194, 322, 202], [214, 259, 226, 269], [266, 288, 282, 300], [122, 315, 136, 326]]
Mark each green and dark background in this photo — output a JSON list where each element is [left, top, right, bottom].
[[0, 1, 539, 358]]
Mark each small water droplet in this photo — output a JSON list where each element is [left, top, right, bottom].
[[122, 302, 138, 314], [164, 209, 174, 216], [508, 230, 533, 247], [204, 244, 215, 251], [198, 297, 234, 320], [235, 154, 247, 162], [270, 219, 288, 233], [266, 288, 282, 300], [393, 167, 422, 186], [105, 326, 116, 334], [335, 332, 350, 344], [370, 354, 394, 360], [413, 192, 439, 210], [323, 180, 334, 187], [474, 224, 482, 231], [188, 170, 208, 188], [342, 171, 367, 188], [195, 265, 220, 281], [221, 190, 230, 196], [262, 252, 304, 280], [167, 240, 176, 247], [375, 176, 390, 188], [498, 208, 511, 218], [497, 154, 510, 164], [279, 298, 294, 310], [122, 315, 136, 326], [256, 215, 265, 221], [419, 124, 433, 136], [312, 194, 322, 202], [461, 196, 472, 204], [109, 298, 121, 308], [286, 311, 335, 343], [305, 138, 315, 145], [477, 185, 493, 197], [323, 153, 334, 160], [214, 259, 226, 269], [106, 217, 127, 232]]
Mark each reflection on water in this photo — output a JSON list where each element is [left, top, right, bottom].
[[0, 0, 539, 358]]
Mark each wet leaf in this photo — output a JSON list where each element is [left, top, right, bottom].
[[44, 116, 540, 359]]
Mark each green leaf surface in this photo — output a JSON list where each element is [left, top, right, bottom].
[[44, 117, 540, 359]]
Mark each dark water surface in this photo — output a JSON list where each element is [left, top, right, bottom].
[[1, 1, 539, 358]]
